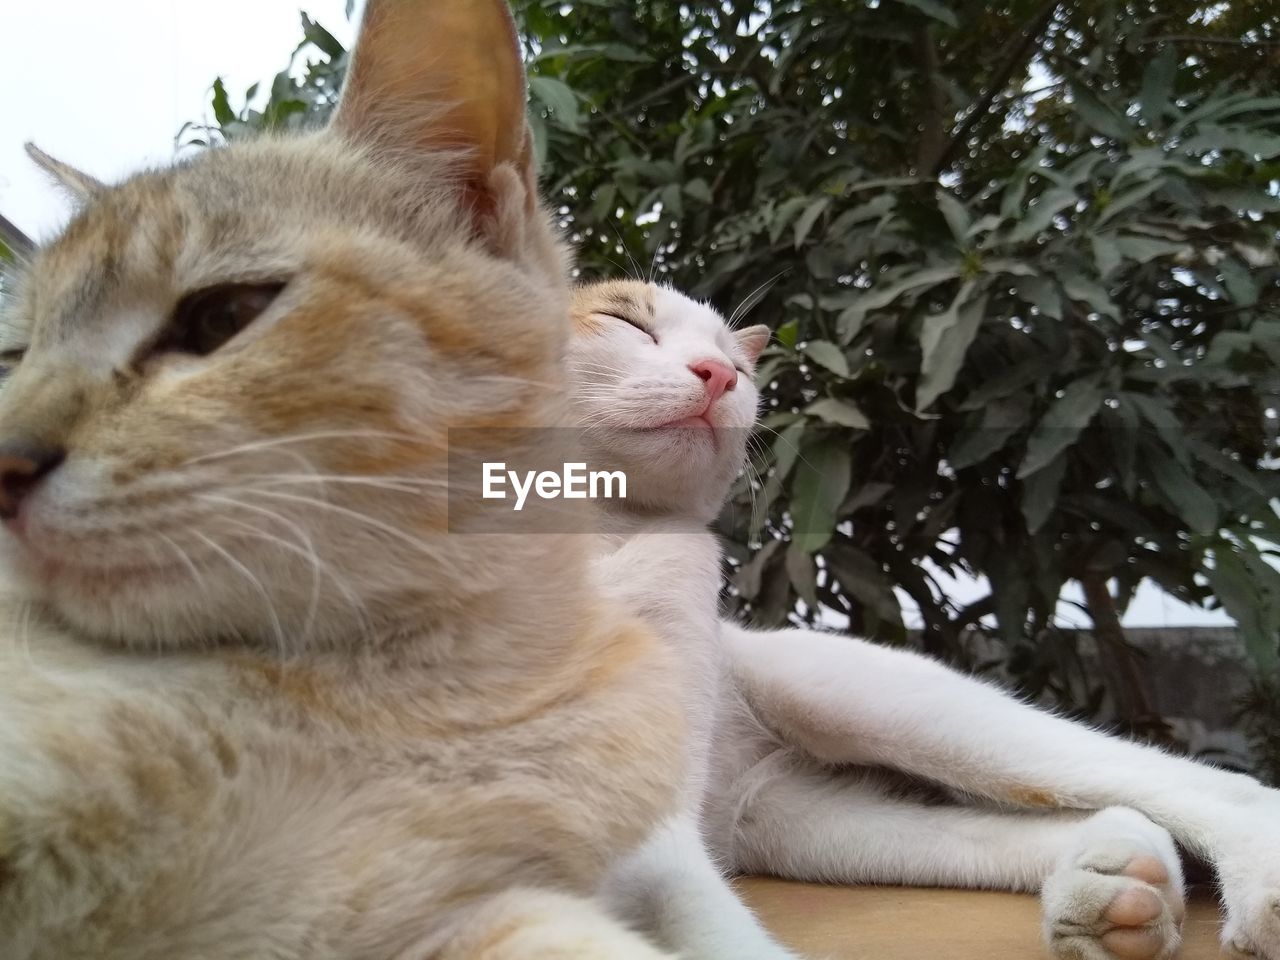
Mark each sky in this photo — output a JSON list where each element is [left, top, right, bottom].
[[0, 1, 1238, 629], [1, 0, 357, 242]]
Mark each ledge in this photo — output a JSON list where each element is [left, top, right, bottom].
[[737, 878, 1223, 958]]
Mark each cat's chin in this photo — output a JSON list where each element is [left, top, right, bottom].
[[2, 539, 263, 650]]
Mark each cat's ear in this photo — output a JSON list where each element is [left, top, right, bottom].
[[737, 324, 770, 365], [331, 0, 533, 214], [25, 143, 104, 203]]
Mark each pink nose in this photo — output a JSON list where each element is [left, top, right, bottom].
[[689, 358, 737, 403]]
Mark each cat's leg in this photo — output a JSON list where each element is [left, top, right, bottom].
[[724, 761, 1185, 960], [430, 888, 678, 960], [724, 761, 1087, 892], [601, 811, 802, 960], [724, 623, 1276, 955]]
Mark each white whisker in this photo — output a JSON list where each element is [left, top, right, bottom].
[[182, 429, 425, 469], [234, 487, 440, 559], [729, 269, 789, 329], [192, 530, 288, 658]]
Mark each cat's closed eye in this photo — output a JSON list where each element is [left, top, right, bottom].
[[0, 349, 26, 382], [157, 281, 286, 357], [599, 312, 657, 344]]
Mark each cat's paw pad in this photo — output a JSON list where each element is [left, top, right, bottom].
[[1043, 848, 1184, 960]]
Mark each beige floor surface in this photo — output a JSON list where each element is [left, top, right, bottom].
[[738, 878, 1225, 959]]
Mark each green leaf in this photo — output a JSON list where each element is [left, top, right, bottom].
[[734, 538, 782, 599], [1022, 452, 1067, 533], [1004, 187, 1078, 244], [1139, 45, 1178, 128], [1017, 376, 1106, 479], [1149, 455, 1219, 535], [916, 285, 985, 412], [841, 481, 893, 515], [775, 319, 799, 350], [1187, 438, 1270, 499], [527, 113, 549, 169], [890, 0, 959, 28], [1207, 547, 1279, 672], [660, 183, 683, 219], [806, 397, 870, 430], [793, 197, 830, 248], [785, 542, 819, 607], [958, 356, 1052, 411], [827, 195, 896, 236], [936, 190, 970, 242], [300, 13, 345, 58], [803, 339, 850, 378], [838, 265, 963, 337], [979, 258, 1036, 278], [211, 77, 236, 127], [768, 197, 812, 245], [1124, 392, 1190, 466], [529, 75, 581, 131], [1013, 274, 1062, 320], [1096, 180, 1162, 227], [1182, 126, 1280, 159], [1091, 234, 1121, 279], [684, 178, 713, 204], [950, 397, 1030, 469], [1219, 257, 1259, 307], [771, 421, 807, 482], [1071, 85, 1133, 142], [790, 439, 852, 553], [827, 543, 904, 628], [1060, 273, 1119, 319], [1112, 234, 1186, 264], [1001, 141, 1049, 219]]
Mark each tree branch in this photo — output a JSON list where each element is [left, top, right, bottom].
[[929, 0, 1067, 178], [1080, 571, 1174, 744], [1139, 35, 1280, 47], [915, 24, 950, 174]]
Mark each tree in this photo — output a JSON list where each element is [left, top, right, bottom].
[[12, 0, 1280, 748]]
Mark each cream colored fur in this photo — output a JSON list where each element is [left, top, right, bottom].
[[571, 278, 1280, 960], [0, 5, 689, 958]]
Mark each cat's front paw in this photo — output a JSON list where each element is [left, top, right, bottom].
[[1217, 819, 1280, 959], [1042, 809, 1185, 960], [1220, 887, 1280, 958]]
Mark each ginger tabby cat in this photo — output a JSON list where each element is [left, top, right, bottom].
[[0, 4, 687, 958]]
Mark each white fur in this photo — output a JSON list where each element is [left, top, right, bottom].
[[573, 285, 797, 958], [573, 280, 1280, 960]]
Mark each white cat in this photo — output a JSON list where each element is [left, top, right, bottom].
[[572, 281, 797, 958], [570, 278, 1280, 960]]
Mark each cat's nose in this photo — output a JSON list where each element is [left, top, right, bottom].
[[690, 359, 737, 404], [0, 444, 65, 520]]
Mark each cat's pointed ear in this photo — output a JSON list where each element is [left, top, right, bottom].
[[25, 143, 104, 203], [331, 0, 532, 210], [737, 324, 770, 365]]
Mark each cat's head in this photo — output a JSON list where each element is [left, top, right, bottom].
[[568, 280, 768, 523], [0, 0, 572, 651]]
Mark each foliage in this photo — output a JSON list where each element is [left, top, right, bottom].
[[1239, 675, 1280, 785], [97, 1, 1280, 739]]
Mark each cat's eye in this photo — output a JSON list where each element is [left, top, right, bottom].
[[601, 312, 657, 343], [160, 282, 286, 356], [0, 349, 26, 381]]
